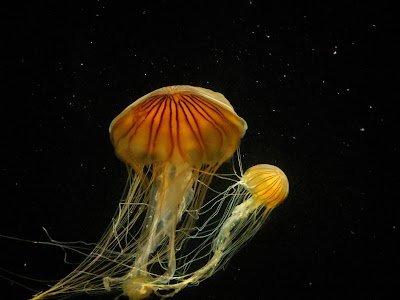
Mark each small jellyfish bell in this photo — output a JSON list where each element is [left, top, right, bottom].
[[30, 85, 248, 300]]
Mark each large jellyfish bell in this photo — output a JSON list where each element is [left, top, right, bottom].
[[110, 85, 247, 167]]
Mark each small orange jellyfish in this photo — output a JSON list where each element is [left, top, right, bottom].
[[30, 85, 247, 300]]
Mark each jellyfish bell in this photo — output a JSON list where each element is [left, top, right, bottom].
[[242, 164, 289, 212], [109, 85, 247, 167]]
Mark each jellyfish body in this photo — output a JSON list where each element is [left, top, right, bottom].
[[106, 85, 247, 298], [212, 164, 289, 259], [30, 86, 248, 300]]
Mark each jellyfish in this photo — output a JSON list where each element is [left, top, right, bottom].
[[30, 85, 248, 300]]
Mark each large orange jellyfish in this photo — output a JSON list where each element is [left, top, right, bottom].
[[30, 85, 247, 299], [30, 86, 289, 300]]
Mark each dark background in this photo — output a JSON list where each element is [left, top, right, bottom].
[[1, 1, 395, 299]]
